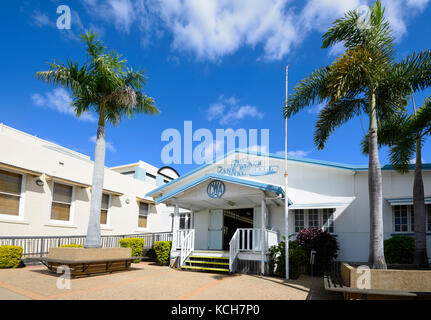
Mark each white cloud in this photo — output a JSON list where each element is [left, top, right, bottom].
[[83, 0, 135, 33], [31, 88, 96, 122], [32, 10, 53, 27], [79, 0, 430, 61], [287, 150, 310, 157], [89, 136, 117, 153], [207, 95, 264, 125]]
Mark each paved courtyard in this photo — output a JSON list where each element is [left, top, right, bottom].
[[0, 261, 341, 300]]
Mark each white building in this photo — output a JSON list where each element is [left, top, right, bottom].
[[0, 124, 177, 238], [147, 150, 431, 274]]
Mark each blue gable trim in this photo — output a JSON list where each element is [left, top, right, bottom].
[[146, 149, 431, 197], [154, 174, 288, 205]]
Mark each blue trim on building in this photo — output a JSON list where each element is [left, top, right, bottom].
[[146, 149, 431, 197], [155, 173, 288, 205]]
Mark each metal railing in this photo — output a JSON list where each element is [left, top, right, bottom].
[[0, 232, 173, 258]]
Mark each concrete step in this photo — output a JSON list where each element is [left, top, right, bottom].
[[185, 260, 229, 266], [181, 265, 229, 273]]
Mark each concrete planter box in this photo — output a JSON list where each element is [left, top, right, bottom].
[[40, 247, 135, 277], [48, 247, 132, 260], [341, 262, 431, 292]]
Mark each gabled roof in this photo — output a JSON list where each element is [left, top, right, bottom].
[[146, 149, 431, 198], [154, 173, 287, 205]]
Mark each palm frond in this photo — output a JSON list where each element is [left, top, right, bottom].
[[284, 66, 330, 118], [314, 94, 365, 149]]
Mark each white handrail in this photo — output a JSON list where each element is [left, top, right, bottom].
[[179, 229, 195, 266], [229, 228, 279, 272]]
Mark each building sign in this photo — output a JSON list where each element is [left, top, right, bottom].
[[217, 159, 279, 177], [207, 180, 226, 199]]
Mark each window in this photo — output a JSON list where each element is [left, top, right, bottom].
[[179, 213, 191, 230], [393, 205, 413, 233], [51, 183, 73, 222], [138, 202, 149, 228], [294, 210, 305, 232], [0, 169, 23, 217], [100, 193, 110, 225], [293, 208, 336, 233], [308, 209, 319, 227], [322, 208, 335, 233]]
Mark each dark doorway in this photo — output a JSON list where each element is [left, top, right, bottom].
[[223, 208, 254, 250]]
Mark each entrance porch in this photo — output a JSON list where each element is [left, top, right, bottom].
[[156, 174, 286, 275]]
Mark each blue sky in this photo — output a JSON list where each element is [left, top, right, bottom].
[[1, 0, 431, 175]]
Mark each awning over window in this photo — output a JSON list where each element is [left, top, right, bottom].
[[88, 186, 124, 197], [45, 175, 90, 188], [102, 189, 124, 197], [289, 202, 348, 210], [386, 196, 431, 206], [0, 162, 42, 176], [136, 196, 155, 205]]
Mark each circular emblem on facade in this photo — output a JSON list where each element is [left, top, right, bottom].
[[207, 180, 226, 199]]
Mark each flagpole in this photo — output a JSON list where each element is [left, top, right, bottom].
[[285, 65, 289, 280]]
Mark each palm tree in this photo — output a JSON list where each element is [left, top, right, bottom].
[[284, 1, 431, 268], [36, 32, 159, 248], [362, 97, 431, 267]]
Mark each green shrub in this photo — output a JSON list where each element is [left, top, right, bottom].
[[384, 235, 414, 264], [119, 238, 145, 263], [154, 241, 172, 265], [268, 238, 308, 279], [0, 245, 23, 269], [59, 244, 83, 248]]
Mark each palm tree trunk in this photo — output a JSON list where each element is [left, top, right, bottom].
[[84, 107, 106, 248], [413, 138, 429, 267], [368, 91, 387, 269]]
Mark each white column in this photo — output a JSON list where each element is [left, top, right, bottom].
[[190, 208, 194, 229], [173, 204, 180, 249], [261, 197, 266, 275]]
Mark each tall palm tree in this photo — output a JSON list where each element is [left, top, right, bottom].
[[36, 32, 159, 248], [284, 1, 431, 268], [362, 97, 431, 267]]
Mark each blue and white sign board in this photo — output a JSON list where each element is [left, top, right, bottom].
[[217, 158, 279, 177], [207, 180, 226, 199]]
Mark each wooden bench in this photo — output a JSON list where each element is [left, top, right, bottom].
[[37, 257, 141, 277], [324, 262, 431, 300]]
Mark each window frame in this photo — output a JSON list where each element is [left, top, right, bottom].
[[0, 168, 26, 221], [137, 201, 150, 230], [392, 205, 414, 233], [293, 208, 336, 234], [100, 193, 111, 228], [49, 181, 75, 225]]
